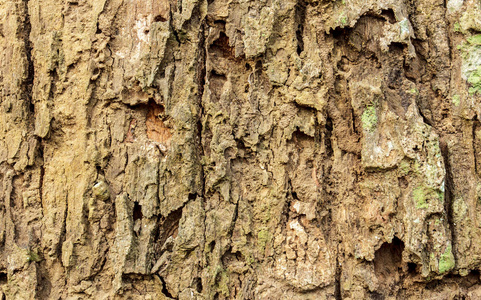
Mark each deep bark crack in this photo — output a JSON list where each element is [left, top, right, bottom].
[[334, 246, 342, 300], [440, 140, 456, 265], [23, 0, 35, 119]]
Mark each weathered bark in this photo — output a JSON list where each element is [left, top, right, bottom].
[[2, 0, 481, 298]]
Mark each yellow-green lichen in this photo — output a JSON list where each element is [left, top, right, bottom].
[[468, 66, 481, 95], [413, 161, 421, 174], [398, 160, 411, 175], [338, 12, 347, 26], [245, 252, 255, 265], [452, 94, 461, 106], [468, 34, 481, 45], [454, 22, 461, 32], [459, 5, 481, 33], [438, 245, 455, 273], [257, 229, 270, 253], [361, 105, 378, 132], [413, 185, 444, 209], [408, 88, 419, 95], [458, 34, 481, 95], [413, 186, 429, 209]]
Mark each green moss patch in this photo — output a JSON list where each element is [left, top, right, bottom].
[[438, 245, 455, 273], [26, 248, 41, 263]]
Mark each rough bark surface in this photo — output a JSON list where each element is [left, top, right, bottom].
[[2, 0, 481, 298]]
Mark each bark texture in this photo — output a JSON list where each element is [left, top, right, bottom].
[[1, 0, 481, 298]]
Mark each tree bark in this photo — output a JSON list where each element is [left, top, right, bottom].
[[1, 0, 481, 298]]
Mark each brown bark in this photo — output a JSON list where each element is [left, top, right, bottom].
[[1, 0, 481, 298]]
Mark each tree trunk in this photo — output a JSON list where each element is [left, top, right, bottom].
[[1, 0, 481, 298]]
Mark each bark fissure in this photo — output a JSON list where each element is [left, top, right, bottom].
[[440, 141, 456, 258], [22, 0, 34, 117]]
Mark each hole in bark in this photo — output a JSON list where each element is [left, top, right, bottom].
[[466, 270, 481, 286], [374, 237, 404, 291], [210, 32, 235, 59], [154, 15, 167, 22], [399, 176, 408, 188], [381, 9, 396, 24], [145, 100, 172, 145], [369, 291, 385, 300], [221, 248, 245, 266], [0, 272, 6, 284], [425, 280, 439, 290], [193, 277, 203, 293], [159, 207, 183, 244], [188, 193, 197, 201], [292, 128, 312, 142], [330, 26, 352, 42], [407, 262, 417, 274], [209, 240, 216, 251], [214, 20, 226, 25], [153, 208, 182, 253], [133, 202, 143, 221]]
